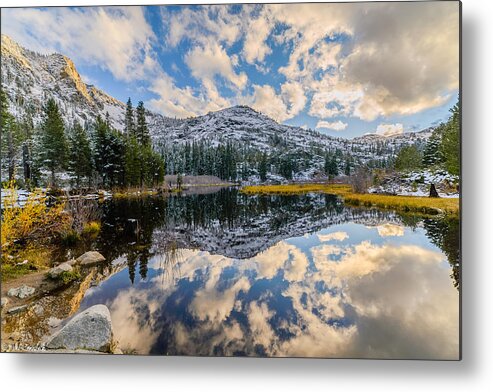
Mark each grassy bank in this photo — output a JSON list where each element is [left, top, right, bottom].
[[241, 183, 352, 196], [240, 183, 459, 215]]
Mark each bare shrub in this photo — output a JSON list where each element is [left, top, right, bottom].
[[65, 195, 102, 235], [349, 166, 372, 194]]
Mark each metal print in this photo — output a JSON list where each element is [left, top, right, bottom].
[[0, 1, 460, 359]]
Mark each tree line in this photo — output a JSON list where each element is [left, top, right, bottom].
[[1, 92, 164, 189], [393, 100, 460, 175]]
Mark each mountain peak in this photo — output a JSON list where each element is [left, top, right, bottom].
[[1, 34, 32, 70], [210, 105, 260, 117]]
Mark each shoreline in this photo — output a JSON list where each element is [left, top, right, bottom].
[[240, 183, 459, 215]]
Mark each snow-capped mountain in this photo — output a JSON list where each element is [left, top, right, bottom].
[[1, 34, 431, 171], [1, 34, 167, 132], [153, 104, 431, 157]]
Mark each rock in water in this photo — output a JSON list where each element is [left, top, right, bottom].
[[76, 251, 106, 266], [47, 262, 73, 278], [46, 304, 113, 352], [7, 285, 36, 299]]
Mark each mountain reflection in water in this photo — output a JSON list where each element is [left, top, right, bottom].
[[76, 189, 459, 359]]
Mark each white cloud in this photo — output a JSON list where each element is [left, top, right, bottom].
[[185, 41, 248, 91], [317, 231, 349, 242], [309, 84, 364, 119], [147, 71, 229, 118], [244, 85, 288, 122], [253, 241, 309, 282], [242, 7, 274, 64], [280, 82, 307, 117], [248, 302, 276, 348], [316, 120, 348, 132], [376, 123, 404, 137], [376, 224, 405, 237], [164, 5, 243, 48], [243, 81, 307, 122]]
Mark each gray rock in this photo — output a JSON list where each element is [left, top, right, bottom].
[[45, 304, 113, 352], [76, 251, 106, 266], [7, 285, 36, 299], [7, 305, 28, 314], [47, 262, 73, 278], [66, 258, 77, 266], [32, 304, 44, 316], [47, 317, 62, 328], [1, 297, 9, 308]]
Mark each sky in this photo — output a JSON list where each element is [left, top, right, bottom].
[[1, 2, 459, 138]]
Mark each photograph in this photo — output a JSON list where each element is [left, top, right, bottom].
[[0, 1, 460, 359]]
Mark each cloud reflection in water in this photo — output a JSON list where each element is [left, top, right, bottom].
[[81, 223, 459, 359]]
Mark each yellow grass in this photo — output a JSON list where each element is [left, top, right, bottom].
[[240, 183, 459, 215], [343, 193, 459, 215], [241, 183, 352, 196]]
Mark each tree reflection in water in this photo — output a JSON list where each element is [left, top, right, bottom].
[[88, 189, 460, 290], [423, 215, 460, 289]]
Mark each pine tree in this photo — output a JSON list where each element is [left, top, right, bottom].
[[93, 116, 108, 186], [394, 145, 423, 172], [344, 157, 351, 176], [93, 116, 125, 188], [327, 156, 338, 180], [20, 114, 35, 186], [124, 136, 142, 187], [423, 125, 445, 167], [279, 156, 293, 180], [259, 152, 268, 182], [440, 102, 460, 176], [39, 98, 68, 186], [105, 129, 126, 188], [135, 101, 150, 146], [324, 152, 331, 178], [125, 98, 135, 137], [141, 145, 165, 187], [68, 122, 93, 188]]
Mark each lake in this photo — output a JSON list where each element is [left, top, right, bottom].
[[56, 188, 459, 359]]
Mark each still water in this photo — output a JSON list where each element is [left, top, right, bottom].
[[75, 189, 460, 359]]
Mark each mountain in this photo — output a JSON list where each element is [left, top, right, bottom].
[[1, 35, 431, 180], [0, 34, 165, 132]]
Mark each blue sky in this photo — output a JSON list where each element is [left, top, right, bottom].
[[1, 2, 459, 138]]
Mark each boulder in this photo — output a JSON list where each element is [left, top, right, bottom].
[[7, 305, 28, 314], [7, 285, 35, 299], [47, 317, 62, 328], [47, 262, 73, 278], [76, 251, 106, 266], [45, 304, 113, 352]]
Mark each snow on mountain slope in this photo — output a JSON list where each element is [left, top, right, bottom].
[[1, 34, 431, 172]]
